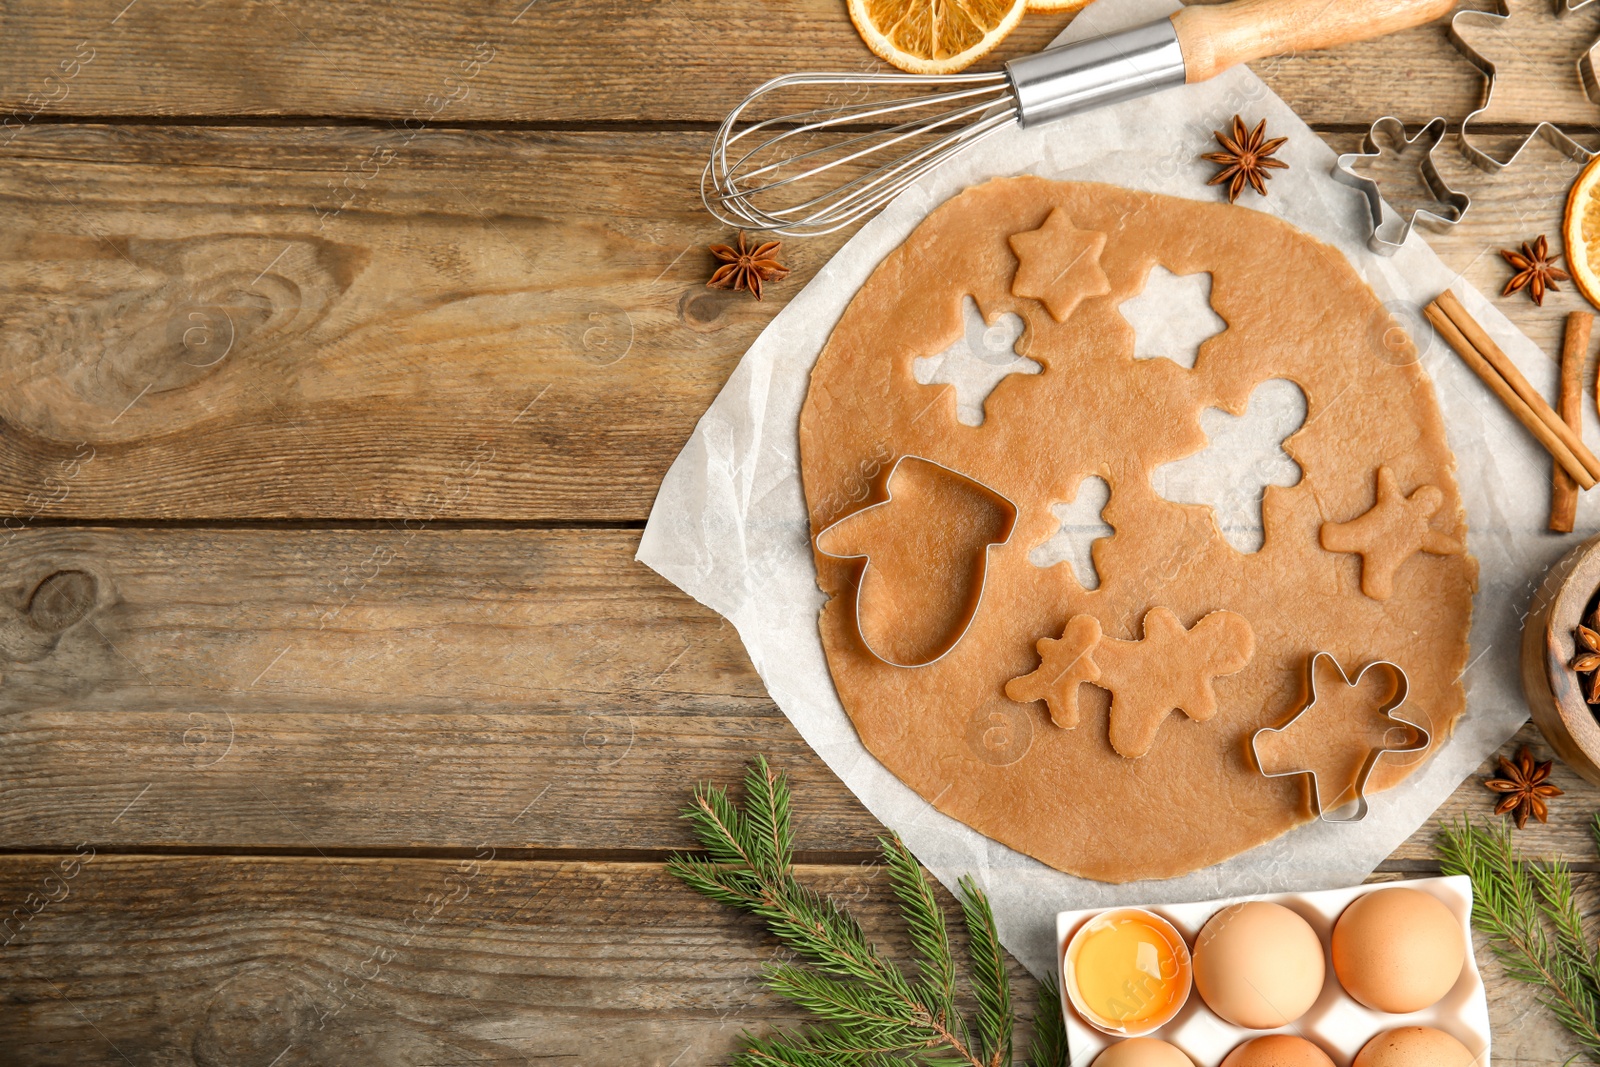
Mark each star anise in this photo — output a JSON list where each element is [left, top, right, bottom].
[[1501, 235, 1570, 306], [1201, 115, 1289, 204], [1483, 747, 1563, 829], [1572, 616, 1600, 704], [707, 232, 790, 301]]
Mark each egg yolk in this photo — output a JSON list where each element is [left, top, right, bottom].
[[1070, 911, 1187, 1028]]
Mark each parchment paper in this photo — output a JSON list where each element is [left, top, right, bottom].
[[638, 0, 1590, 979]]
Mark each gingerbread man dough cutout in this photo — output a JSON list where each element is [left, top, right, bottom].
[[1004, 615, 1102, 728], [1320, 466, 1464, 600], [1008, 607, 1255, 758]]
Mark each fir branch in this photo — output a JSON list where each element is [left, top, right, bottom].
[[1025, 976, 1068, 1067], [732, 1022, 909, 1067], [1533, 856, 1600, 1012], [1438, 816, 1600, 1060], [745, 755, 794, 878], [672, 757, 1062, 1067], [883, 833, 957, 1022], [958, 875, 1013, 1067], [763, 963, 921, 1043], [684, 780, 761, 869]]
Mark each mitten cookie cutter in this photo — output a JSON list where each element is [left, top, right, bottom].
[[814, 454, 1017, 669], [1448, 1, 1598, 173], [1332, 117, 1471, 256], [1251, 652, 1429, 823]]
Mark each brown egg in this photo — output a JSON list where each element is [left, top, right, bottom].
[[1092, 1038, 1195, 1067], [1193, 901, 1325, 1028], [1220, 1035, 1336, 1067], [1332, 888, 1465, 1013], [1353, 1027, 1479, 1067]]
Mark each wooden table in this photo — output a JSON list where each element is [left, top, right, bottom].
[[3, 1, 1599, 1062]]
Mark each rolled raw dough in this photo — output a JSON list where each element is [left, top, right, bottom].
[[798, 176, 1476, 883]]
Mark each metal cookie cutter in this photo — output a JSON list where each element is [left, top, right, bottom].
[[1251, 652, 1430, 823], [814, 454, 1017, 669], [1332, 117, 1471, 256], [1449, 1, 1598, 173]]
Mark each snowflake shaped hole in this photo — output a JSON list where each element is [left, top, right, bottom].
[[913, 295, 1041, 427]]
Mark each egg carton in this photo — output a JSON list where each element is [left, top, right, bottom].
[[1055, 876, 1490, 1067]]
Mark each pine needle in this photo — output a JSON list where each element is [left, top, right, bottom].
[[1437, 816, 1600, 1060], [883, 833, 957, 1022], [670, 757, 1069, 1067], [959, 875, 1013, 1067], [1026, 976, 1068, 1067]]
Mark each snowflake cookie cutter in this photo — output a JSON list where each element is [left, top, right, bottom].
[[1448, 0, 1598, 174], [1332, 117, 1471, 256], [814, 454, 1017, 670], [1250, 652, 1429, 823]]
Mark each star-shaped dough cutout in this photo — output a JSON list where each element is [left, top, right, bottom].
[[1005, 615, 1102, 728], [1320, 466, 1464, 601], [1008, 208, 1111, 323], [1006, 607, 1254, 757]]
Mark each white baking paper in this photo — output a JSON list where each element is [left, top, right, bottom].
[[638, 0, 1590, 980]]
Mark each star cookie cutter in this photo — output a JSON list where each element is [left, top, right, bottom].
[[1332, 117, 1471, 256], [1448, 1, 1598, 173], [1250, 652, 1429, 823], [814, 454, 1017, 669]]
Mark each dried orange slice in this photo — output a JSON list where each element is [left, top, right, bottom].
[[1564, 154, 1600, 310], [1027, 0, 1096, 13], [847, 0, 1029, 75]]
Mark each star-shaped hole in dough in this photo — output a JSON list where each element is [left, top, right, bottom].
[[1119, 265, 1226, 369], [1007, 607, 1254, 758], [1151, 378, 1305, 554], [1320, 466, 1465, 601], [1028, 475, 1113, 590], [913, 296, 1042, 427], [1008, 208, 1112, 323]]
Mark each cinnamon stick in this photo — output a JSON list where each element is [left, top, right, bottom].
[[1435, 289, 1600, 483], [1424, 301, 1596, 490], [1552, 312, 1593, 532]]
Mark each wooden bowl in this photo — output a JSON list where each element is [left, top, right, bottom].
[[1521, 533, 1600, 786]]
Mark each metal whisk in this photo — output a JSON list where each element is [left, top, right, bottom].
[[702, 0, 1456, 237]]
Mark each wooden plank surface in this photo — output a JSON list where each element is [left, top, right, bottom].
[[0, 127, 1595, 522], [0, 1, 1523, 127], [0, 855, 1588, 1066], [0, 524, 1588, 865], [8, 0, 1600, 1059]]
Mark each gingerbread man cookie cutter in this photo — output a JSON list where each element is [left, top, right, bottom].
[[1448, 1, 1597, 174], [814, 454, 1017, 669], [1250, 652, 1429, 823], [1331, 117, 1471, 256]]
